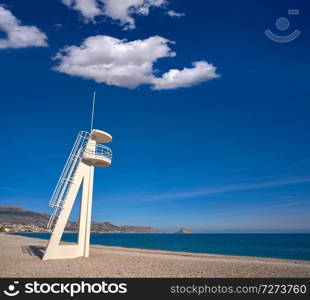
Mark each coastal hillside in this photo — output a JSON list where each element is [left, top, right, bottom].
[[0, 206, 50, 227], [0, 206, 158, 233]]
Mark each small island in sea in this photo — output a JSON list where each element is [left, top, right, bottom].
[[176, 228, 193, 233]]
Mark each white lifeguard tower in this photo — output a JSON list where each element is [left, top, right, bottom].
[[43, 94, 112, 260]]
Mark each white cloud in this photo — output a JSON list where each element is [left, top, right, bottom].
[[62, 0, 101, 20], [0, 5, 48, 49], [61, 0, 166, 29], [53, 35, 219, 90], [167, 10, 185, 18], [152, 61, 219, 90], [148, 177, 310, 201], [54, 35, 175, 88]]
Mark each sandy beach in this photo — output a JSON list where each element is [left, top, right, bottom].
[[0, 233, 310, 278]]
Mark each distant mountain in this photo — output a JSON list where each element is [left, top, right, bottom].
[[0, 206, 159, 233], [176, 228, 192, 233], [0, 206, 50, 228]]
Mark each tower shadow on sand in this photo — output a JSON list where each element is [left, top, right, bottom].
[[24, 245, 46, 259]]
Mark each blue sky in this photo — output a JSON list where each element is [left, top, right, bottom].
[[0, 0, 310, 232]]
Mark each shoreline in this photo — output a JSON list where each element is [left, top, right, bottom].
[[1, 234, 310, 278], [9, 232, 310, 262], [10, 231, 310, 262]]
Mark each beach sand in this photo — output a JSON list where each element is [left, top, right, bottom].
[[1, 233, 310, 278]]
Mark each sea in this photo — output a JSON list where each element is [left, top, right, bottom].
[[12, 233, 310, 261]]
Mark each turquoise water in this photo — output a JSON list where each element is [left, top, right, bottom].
[[13, 233, 310, 261]]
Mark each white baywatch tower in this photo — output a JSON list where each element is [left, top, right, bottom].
[[43, 129, 112, 260], [43, 94, 112, 260]]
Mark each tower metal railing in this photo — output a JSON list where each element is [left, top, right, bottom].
[[83, 143, 112, 163], [47, 131, 90, 229]]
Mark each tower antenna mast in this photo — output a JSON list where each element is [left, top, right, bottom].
[[90, 91, 96, 132]]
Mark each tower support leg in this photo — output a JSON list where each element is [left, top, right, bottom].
[[43, 162, 94, 260]]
